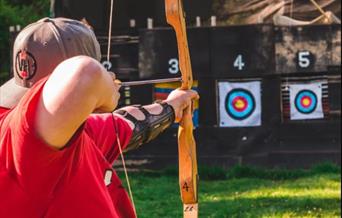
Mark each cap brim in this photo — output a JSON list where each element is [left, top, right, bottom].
[[0, 78, 29, 108]]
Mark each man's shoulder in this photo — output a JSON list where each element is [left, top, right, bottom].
[[0, 78, 49, 148]]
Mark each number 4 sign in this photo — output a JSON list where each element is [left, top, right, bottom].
[[234, 54, 246, 71]]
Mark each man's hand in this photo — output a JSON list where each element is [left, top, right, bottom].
[[163, 89, 199, 123], [93, 70, 121, 113]]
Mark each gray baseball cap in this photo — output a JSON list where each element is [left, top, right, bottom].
[[0, 17, 101, 108]]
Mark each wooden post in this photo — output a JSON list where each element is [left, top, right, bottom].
[[211, 16, 217, 27], [196, 16, 201, 27], [147, 18, 153, 29], [129, 19, 136, 28]]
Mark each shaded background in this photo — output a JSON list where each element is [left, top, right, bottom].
[[1, 0, 341, 169]]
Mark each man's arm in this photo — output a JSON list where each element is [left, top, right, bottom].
[[114, 89, 199, 152], [35, 56, 120, 149]]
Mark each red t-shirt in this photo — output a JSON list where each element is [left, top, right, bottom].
[[0, 79, 135, 218], [0, 107, 8, 114]]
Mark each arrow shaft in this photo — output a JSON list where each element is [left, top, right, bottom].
[[117, 77, 182, 87]]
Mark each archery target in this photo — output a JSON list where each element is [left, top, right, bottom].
[[289, 83, 323, 120], [295, 90, 317, 114], [226, 89, 256, 120], [219, 81, 261, 127]]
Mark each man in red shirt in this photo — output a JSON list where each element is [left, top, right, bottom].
[[0, 18, 198, 218]]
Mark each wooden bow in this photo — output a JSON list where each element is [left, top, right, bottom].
[[165, 0, 199, 217]]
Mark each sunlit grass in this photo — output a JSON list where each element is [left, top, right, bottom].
[[119, 167, 341, 218], [199, 174, 340, 218]]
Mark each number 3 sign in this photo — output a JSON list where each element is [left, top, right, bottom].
[[168, 58, 179, 74]]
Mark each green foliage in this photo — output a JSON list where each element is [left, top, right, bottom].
[[139, 162, 341, 181], [153, 166, 228, 180], [227, 162, 341, 180], [0, 0, 50, 80], [159, 162, 341, 181], [199, 166, 228, 180], [312, 162, 342, 174], [227, 165, 309, 180]]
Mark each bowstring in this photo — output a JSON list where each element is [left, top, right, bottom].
[[107, 0, 114, 63], [107, 0, 136, 216], [112, 113, 137, 217]]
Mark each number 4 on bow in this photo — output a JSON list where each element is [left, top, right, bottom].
[[165, 0, 199, 218]]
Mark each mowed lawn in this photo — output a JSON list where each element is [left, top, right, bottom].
[[118, 164, 341, 218]]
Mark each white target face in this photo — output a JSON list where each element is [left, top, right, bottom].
[[219, 81, 261, 127], [289, 83, 324, 120]]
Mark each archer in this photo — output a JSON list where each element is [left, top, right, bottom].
[[0, 17, 198, 218]]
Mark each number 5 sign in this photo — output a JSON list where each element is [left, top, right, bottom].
[[296, 51, 315, 70], [275, 26, 331, 74]]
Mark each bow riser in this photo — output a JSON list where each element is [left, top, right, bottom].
[[165, 0, 199, 217]]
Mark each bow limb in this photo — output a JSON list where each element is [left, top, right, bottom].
[[165, 0, 199, 217]]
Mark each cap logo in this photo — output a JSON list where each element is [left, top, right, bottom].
[[15, 50, 37, 80]]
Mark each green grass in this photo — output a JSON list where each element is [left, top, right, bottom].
[[118, 164, 341, 218]]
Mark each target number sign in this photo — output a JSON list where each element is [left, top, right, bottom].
[[225, 88, 256, 120], [297, 51, 314, 69], [233, 54, 246, 71], [294, 89, 318, 114], [168, 58, 179, 74]]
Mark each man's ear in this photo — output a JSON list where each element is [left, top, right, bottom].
[[80, 18, 94, 30]]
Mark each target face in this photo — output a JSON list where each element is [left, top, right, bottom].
[[225, 88, 256, 120], [295, 90, 318, 114]]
